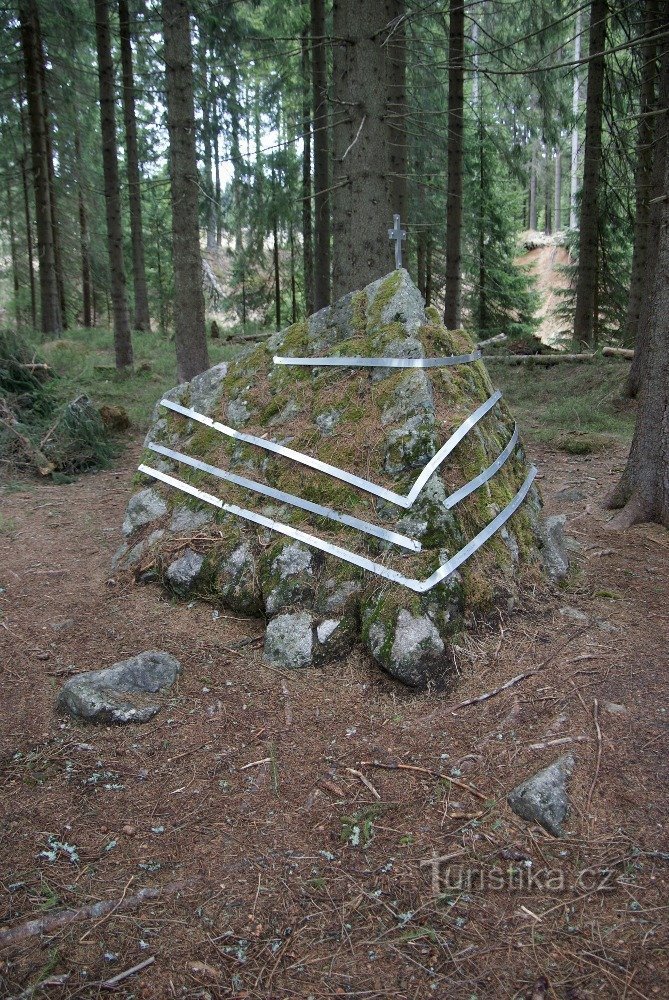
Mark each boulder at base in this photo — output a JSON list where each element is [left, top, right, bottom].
[[58, 651, 181, 724], [119, 270, 559, 688]]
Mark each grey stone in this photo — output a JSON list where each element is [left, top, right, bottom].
[[559, 606, 588, 623], [380, 370, 434, 426], [227, 397, 251, 427], [122, 489, 167, 537], [112, 529, 165, 571], [264, 612, 314, 669], [556, 486, 586, 503], [366, 268, 426, 334], [603, 701, 627, 715], [57, 651, 181, 724], [215, 541, 263, 615], [166, 548, 204, 590], [169, 507, 213, 534], [538, 514, 570, 580], [315, 409, 343, 435], [507, 754, 575, 837], [384, 414, 436, 474], [188, 362, 228, 412], [268, 399, 301, 427], [263, 541, 316, 616], [317, 619, 340, 643]]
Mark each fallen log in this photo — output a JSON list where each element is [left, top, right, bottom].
[[477, 333, 507, 347], [0, 880, 190, 946], [602, 346, 634, 359], [482, 353, 595, 364]]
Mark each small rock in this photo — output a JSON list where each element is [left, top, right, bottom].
[[556, 486, 586, 503], [122, 489, 167, 537], [57, 651, 181, 724], [166, 549, 204, 591], [538, 514, 570, 580], [603, 701, 627, 715], [559, 606, 589, 623], [264, 612, 313, 669], [169, 507, 212, 534], [122, 825, 136, 836], [507, 754, 575, 837]]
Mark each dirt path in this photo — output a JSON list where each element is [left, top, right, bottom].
[[518, 241, 571, 347], [1, 437, 667, 999]]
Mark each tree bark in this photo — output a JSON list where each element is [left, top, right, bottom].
[[311, 0, 331, 308], [573, 0, 607, 349], [19, 147, 37, 329], [626, 34, 668, 398], [162, 0, 209, 381], [554, 147, 562, 230], [6, 177, 22, 328], [301, 26, 314, 316], [19, 0, 61, 335], [570, 8, 582, 228], [443, 0, 465, 328], [94, 0, 133, 369], [386, 0, 407, 223], [607, 46, 669, 528], [529, 144, 538, 231], [119, 0, 151, 331], [624, 0, 658, 350], [74, 122, 93, 328], [332, 0, 396, 299], [36, 18, 67, 328]]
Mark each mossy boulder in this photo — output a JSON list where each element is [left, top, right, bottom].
[[118, 270, 560, 688]]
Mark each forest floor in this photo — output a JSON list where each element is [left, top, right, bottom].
[[0, 358, 668, 999]]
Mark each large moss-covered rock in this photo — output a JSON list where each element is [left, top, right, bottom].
[[118, 270, 553, 687]]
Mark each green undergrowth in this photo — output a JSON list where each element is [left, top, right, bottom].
[[37, 324, 237, 431], [494, 359, 635, 447]]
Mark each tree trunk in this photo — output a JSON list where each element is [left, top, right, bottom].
[[119, 0, 151, 331], [425, 233, 432, 306], [74, 122, 93, 328], [20, 149, 37, 329], [626, 37, 668, 398], [570, 7, 582, 228], [213, 94, 222, 247], [301, 25, 314, 316], [332, 0, 396, 299], [311, 0, 331, 308], [94, 0, 133, 369], [573, 0, 607, 349], [624, 0, 658, 349], [554, 147, 562, 230], [607, 50, 669, 528], [198, 42, 217, 252], [162, 0, 209, 381], [417, 227, 426, 299], [386, 0, 407, 223], [19, 0, 61, 335], [443, 0, 465, 328], [529, 144, 538, 230], [289, 222, 297, 323], [6, 177, 22, 328], [36, 19, 67, 329]]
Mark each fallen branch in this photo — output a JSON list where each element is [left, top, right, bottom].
[[587, 699, 603, 819], [482, 353, 595, 364], [602, 346, 634, 359], [0, 401, 55, 476], [281, 680, 293, 728], [446, 670, 536, 713], [358, 760, 487, 801], [346, 767, 381, 800], [0, 881, 189, 947], [477, 333, 507, 347], [101, 956, 155, 989]]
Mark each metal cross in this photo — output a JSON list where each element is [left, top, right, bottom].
[[388, 214, 406, 269]]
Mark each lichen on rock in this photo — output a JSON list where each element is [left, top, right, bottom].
[[119, 269, 559, 688]]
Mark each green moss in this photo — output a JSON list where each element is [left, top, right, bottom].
[[189, 425, 221, 458], [259, 393, 291, 424], [371, 321, 408, 353], [556, 431, 611, 455], [425, 305, 441, 325], [367, 271, 402, 331], [277, 320, 308, 355]]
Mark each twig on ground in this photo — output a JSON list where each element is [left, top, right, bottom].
[[0, 881, 190, 946], [447, 670, 536, 713], [281, 680, 293, 728], [587, 699, 603, 819], [101, 956, 155, 989], [346, 767, 381, 800], [358, 760, 487, 801], [240, 757, 271, 770]]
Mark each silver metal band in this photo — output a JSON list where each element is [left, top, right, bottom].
[[137, 463, 536, 594], [444, 424, 519, 510], [160, 390, 502, 510], [147, 442, 421, 552], [272, 352, 481, 368]]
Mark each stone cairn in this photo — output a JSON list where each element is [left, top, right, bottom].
[[116, 270, 566, 688]]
